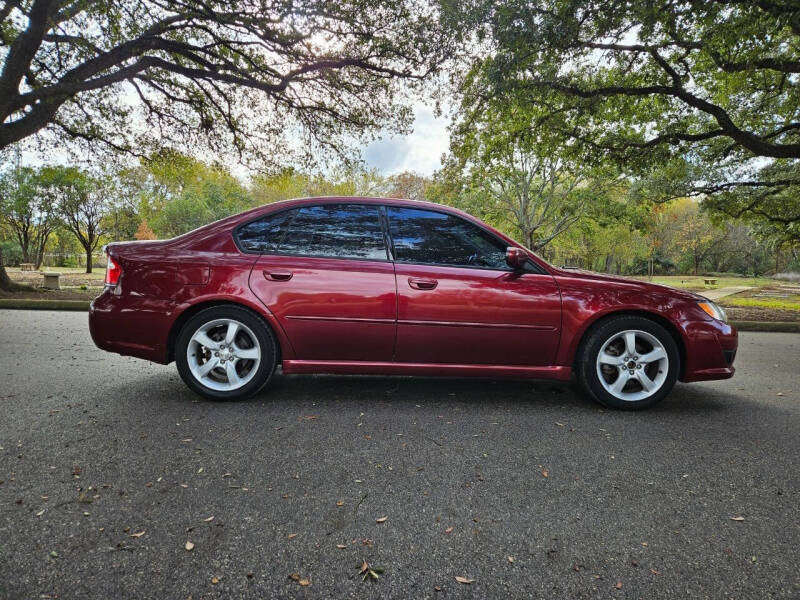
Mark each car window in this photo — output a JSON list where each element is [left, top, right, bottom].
[[279, 204, 387, 260], [236, 209, 298, 252], [386, 207, 509, 269]]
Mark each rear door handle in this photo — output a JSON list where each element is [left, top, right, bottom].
[[264, 270, 293, 281], [408, 277, 437, 290]]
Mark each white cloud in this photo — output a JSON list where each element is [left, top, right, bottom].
[[362, 104, 449, 176]]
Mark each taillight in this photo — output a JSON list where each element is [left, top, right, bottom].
[[105, 253, 121, 287]]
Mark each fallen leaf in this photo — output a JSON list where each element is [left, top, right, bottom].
[[541, 470, 549, 478], [299, 578, 311, 586], [179, 483, 188, 488], [130, 531, 145, 538], [336, 544, 347, 549], [360, 561, 369, 574], [615, 582, 623, 590], [197, 467, 204, 473], [434, 586, 442, 591], [777, 392, 784, 396], [50, 551, 58, 559], [730, 516, 745, 521], [650, 568, 662, 576], [507, 555, 515, 564], [336, 500, 344, 507], [376, 516, 388, 523], [641, 542, 648, 547], [455, 576, 474, 584], [36, 509, 45, 517], [185, 541, 194, 551], [288, 573, 300, 581], [287, 533, 297, 540], [203, 516, 214, 522], [444, 527, 454, 534], [211, 576, 219, 585]]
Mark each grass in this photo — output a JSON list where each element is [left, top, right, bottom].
[[723, 296, 800, 311], [629, 275, 780, 291]]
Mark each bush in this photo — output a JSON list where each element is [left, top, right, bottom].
[[0, 241, 23, 266]]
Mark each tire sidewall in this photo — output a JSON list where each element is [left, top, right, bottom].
[[175, 306, 276, 401], [579, 316, 679, 410]]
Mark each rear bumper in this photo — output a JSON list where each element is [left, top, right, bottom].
[[89, 289, 173, 364], [681, 319, 738, 383]]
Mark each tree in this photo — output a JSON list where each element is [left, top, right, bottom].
[[134, 219, 156, 241], [0, 0, 449, 161], [458, 0, 800, 219], [128, 151, 253, 238], [45, 167, 109, 273], [440, 94, 613, 252], [0, 164, 59, 268]]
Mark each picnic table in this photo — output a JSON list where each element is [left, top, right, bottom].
[[703, 277, 718, 286]]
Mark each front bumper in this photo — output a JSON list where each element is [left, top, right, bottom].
[[680, 319, 738, 382]]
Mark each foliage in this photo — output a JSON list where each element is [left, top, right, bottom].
[[453, 0, 800, 227], [0, 0, 451, 164], [0, 163, 60, 267], [439, 90, 617, 251]]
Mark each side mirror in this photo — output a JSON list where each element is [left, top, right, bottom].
[[506, 247, 528, 270]]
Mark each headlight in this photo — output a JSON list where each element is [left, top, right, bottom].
[[697, 300, 727, 322]]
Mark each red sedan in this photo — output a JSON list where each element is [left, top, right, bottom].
[[89, 197, 737, 409]]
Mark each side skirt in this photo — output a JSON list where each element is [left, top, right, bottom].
[[281, 360, 572, 381]]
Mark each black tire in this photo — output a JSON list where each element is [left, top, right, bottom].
[[175, 305, 277, 401], [576, 315, 680, 410]]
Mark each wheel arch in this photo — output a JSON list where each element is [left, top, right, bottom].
[[573, 310, 686, 379], [167, 299, 285, 365]]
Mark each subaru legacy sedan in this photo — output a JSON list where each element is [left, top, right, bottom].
[[89, 197, 736, 409]]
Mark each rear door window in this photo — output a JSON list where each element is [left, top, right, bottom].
[[237, 204, 387, 260]]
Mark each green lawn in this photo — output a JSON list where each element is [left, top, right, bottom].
[[629, 275, 779, 291], [722, 295, 800, 311]]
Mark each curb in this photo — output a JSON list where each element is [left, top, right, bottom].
[[731, 320, 800, 333], [0, 299, 91, 311], [0, 300, 798, 332]]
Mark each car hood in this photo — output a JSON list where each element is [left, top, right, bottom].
[[554, 268, 707, 302]]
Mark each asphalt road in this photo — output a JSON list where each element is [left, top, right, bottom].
[[1, 310, 798, 600]]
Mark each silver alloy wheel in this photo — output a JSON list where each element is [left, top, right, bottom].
[[595, 329, 669, 402], [186, 318, 261, 392]]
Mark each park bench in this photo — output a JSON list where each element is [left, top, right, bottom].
[[20, 262, 34, 271], [703, 277, 718, 286], [42, 272, 61, 290]]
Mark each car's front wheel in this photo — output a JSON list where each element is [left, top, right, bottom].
[[577, 316, 679, 410], [175, 306, 276, 400]]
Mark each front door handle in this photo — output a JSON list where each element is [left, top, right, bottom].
[[408, 277, 437, 290], [264, 270, 293, 281]]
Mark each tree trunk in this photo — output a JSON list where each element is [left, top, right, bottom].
[[0, 247, 13, 290], [85, 247, 93, 274], [0, 247, 29, 291]]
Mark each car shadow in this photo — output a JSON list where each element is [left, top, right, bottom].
[[119, 368, 739, 417]]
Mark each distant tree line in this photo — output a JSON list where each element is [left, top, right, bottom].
[[1, 149, 795, 277]]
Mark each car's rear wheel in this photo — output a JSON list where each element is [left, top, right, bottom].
[[577, 315, 679, 410], [175, 306, 276, 400]]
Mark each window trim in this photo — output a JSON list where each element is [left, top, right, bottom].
[[233, 203, 391, 262], [232, 201, 546, 274]]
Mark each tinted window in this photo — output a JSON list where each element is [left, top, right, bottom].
[[387, 207, 509, 269], [279, 204, 387, 260], [236, 209, 297, 252]]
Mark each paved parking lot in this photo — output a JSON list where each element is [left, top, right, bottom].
[[1, 310, 798, 599]]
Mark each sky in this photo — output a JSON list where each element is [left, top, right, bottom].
[[361, 104, 450, 176], [11, 100, 452, 178]]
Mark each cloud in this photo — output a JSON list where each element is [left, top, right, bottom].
[[362, 104, 449, 176]]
